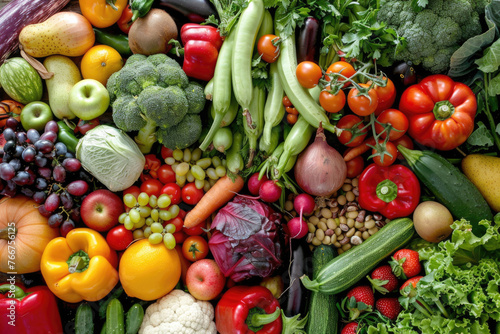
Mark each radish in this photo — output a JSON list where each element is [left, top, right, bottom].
[[247, 172, 268, 195], [287, 217, 308, 239], [259, 180, 282, 203], [293, 193, 316, 217]]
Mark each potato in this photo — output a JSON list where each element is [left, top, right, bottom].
[[413, 201, 453, 243], [462, 154, 500, 212]]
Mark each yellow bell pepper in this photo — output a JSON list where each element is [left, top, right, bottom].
[[79, 0, 128, 28], [40, 228, 119, 303]]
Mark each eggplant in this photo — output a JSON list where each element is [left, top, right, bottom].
[[296, 17, 320, 64], [159, 0, 218, 23], [392, 61, 417, 87]]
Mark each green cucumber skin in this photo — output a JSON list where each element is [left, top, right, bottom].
[[106, 299, 125, 334], [75, 303, 94, 334], [126, 304, 144, 334], [307, 245, 339, 334], [303, 218, 415, 295]]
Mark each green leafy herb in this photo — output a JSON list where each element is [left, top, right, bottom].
[[467, 121, 495, 147], [206, 0, 249, 37]]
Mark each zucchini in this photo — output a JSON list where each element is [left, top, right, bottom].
[[306, 245, 339, 334], [126, 303, 144, 334], [106, 299, 125, 334], [301, 218, 415, 295], [398, 146, 492, 236], [75, 303, 94, 334]]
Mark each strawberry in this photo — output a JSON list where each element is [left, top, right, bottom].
[[344, 285, 374, 320], [367, 264, 399, 294], [376, 297, 402, 321], [341, 322, 359, 334], [400, 275, 424, 298], [390, 249, 421, 279]]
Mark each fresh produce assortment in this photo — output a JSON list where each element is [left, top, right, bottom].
[[2, 0, 500, 333]]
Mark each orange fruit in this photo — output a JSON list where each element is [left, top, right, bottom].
[[119, 239, 181, 301], [80, 45, 123, 85]]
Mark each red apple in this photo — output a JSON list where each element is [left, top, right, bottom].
[[186, 259, 226, 301], [80, 189, 124, 232]]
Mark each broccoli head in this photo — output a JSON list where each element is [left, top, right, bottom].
[[147, 53, 181, 68], [124, 54, 147, 67], [378, 0, 483, 73], [137, 85, 189, 128], [157, 114, 203, 150], [111, 96, 147, 132], [156, 63, 189, 88], [184, 82, 206, 114]]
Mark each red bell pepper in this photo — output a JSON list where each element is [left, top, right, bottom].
[[358, 163, 420, 219], [140, 153, 162, 182], [180, 23, 223, 82], [0, 283, 63, 334], [399, 74, 477, 151], [215, 285, 282, 334]]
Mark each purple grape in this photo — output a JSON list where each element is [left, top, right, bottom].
[[27, 129, 40, 143], [35, 177, 48, 190], [44, 193, 60, 212], [48, 213, 64, 228], [64, 152, 75, 159], [26, 169, 36, 185], [22, 146, 36, 163], [1, 152, 11, 163], [53, 165, 66, 183], [62, 158, 81, 172], [8, 159, 21, 171], [34, 140, 54, 154], [3, 140, 16, 154], [33, 191, 47, 204], [3, 128, 15, 141], [40, 131, 57, 143], [20, 187, 34, 197], [16, 132, 27, 144], [54, 142, 67, 157], [0, 163, 15, 180], [38, 167, 52, 179], [44, 121, 59, 134], [66, 180, 89, 196], [60, 219, 75, 237], [12, 171, 30, 186], [69, 207, 80, 223], [38, 204, 52, 217], [13, 145, 23, 158], [60, 191, 73, 210], [35, 155, 48, 168], [5, 117, 19, 129]]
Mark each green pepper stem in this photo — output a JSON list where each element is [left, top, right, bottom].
[[376, 179, 398, 203], [433, 100, 455, 120], [67, 250, 90, 274], [0, 284, 26, 298], [249, 307, 281, 328]]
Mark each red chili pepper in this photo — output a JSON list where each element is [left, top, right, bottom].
[[180, 23, 223, 82], [141, 154, 162, 181], [0, 283, 63, 333], [358, 163, 420, 219], [117, 5, 134, 34], [215, 285, 282, 334]]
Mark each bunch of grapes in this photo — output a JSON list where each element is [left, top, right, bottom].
[[0, 118, 94, 236]]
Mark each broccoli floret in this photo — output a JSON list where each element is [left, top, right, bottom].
[[133, 61, 159, 90], [147, 54, 181, 68], [157, 114, 203, 150], [106, 71, 120, 103], [111, 96, 147, 132], [137, 85, 189, 128], [124, 54, 147, 67], [156, 63, 189, 88], [115, 66, 143, 97], [184, 82, 206, 114]]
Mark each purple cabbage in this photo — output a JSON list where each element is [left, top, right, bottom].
[[208, 195, 284, 282]]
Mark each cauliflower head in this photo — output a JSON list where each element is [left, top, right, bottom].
[[139, 289, 217, 334]]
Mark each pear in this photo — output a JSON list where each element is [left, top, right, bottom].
[[461, 154, 500, 212]]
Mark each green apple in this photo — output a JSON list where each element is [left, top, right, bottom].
[[68, 79, 110, 120], [20, 101, 53, 131]]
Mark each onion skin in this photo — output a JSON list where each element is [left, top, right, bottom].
[[294, 125, 347, 197]]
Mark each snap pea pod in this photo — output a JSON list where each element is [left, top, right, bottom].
[[243, 85, 266, 167], [226, 131, 244, 174], [261, 62, 285, 151]]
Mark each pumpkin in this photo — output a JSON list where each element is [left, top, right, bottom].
[[0, 196, 59, 274], [0, 100, 23, 127]]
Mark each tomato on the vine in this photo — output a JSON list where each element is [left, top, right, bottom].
[[140, 179, 163, 198], [282, 96, 292, 107], [183, 221, 206, 236], [257, 34, 280, 63], [173, 231, 187, 244], [374, 109, 409, 141], [123, 185, 140, 199], [161, 183, 182, 205], [347, 84, 379, 116], [168, 216, 184, 233], [392, 134, 414, 160], [337, 114, 368, 147], [372, 141, 397, 167], [181, 183, 204, 205], [345, 155, 365, 178], [319, 88, 346, 113], [106, 225, 133, 251], [116, 5, 133, 34], [161, 146, 174, 160], [286, 113, 298, 124], [326, 61, 356, 88], [182, 236, 209, 262], [369, 77, 396, 115], [296, 61, 322, 89], [158, 164, 176, 184]]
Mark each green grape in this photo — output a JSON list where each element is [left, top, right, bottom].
[[221, 159, 227, 167], [196, 157, 212, 169], [176, 174, 186, 187], [149, 233, 163, 244], [172, 149, 184, 161], [186, 170, 195, 183], [149, 195, 158, 208], [203, 180, 211, 192], [123, 194, 137, 208], [183, 148, 192, 162], [209, 178, 217, 187], [138, 192, 150, 206], [165, 223, 176, 234], [215, 165, 227, 177], [176, 162, 190, 176], [157, 194, 172, 208], [124, 216, 134, 230], [169, 205, 180, 219], [165, 157, 176, 165], [151, 209, 159, 221], [129, 208, 141, 223], [163, 233, 176, 250], [171, 163, 179, 173], [206, 167, 218, 180], [151, 222, 164, 234], [190, 165, 205, 180], [145, 217, 154, 226], [159, 210, 172, 221], [191, 148, 202, 162], [194, 178, 205, 190], [212, 156, 221, 167], [133, 229, 144, 239], [134, 217, 146, 229], [143, 226, 152, 238], [138, 206, 151, 218], [118, 212, 128, 224]]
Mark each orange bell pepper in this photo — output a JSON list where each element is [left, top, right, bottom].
[[79, 0, 128, 28], [40, 228, 119, 303]]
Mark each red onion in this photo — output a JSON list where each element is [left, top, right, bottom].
[[294, 123, 347, 197]]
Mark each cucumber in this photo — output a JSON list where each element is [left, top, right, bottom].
[[75, 303, 94, 334], [398, 146, 492, 236], [306, 245, 339, 334], [126, 303, 144, 334], [106, 299, 125, 334], [301, 218, 415, 295]]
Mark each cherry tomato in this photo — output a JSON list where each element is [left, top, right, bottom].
[[183, 221, 206, 236], [158, 164, 176, 184], [296, 61, 322, 89], [374, 109, 409, 141], [173, 231, 187, 244], [74, 118, 100, 135], [106, 225, 134, 251], [182, 236, 209, 262], [319, 88, 346, 113], [167, 216, 184, 232], [337, 114, 368, 147], [181, 182, 204, 205], [178, 208, 187, 220], [161, 183, 182, 205], [347, 84, 379, 116], [370, 77, 396, 115], [282, 96, 293, 107], [392, 134, 414, 160], [286, 113, 298, 124], [372, 141, 398, 167], [123, 185, 140, 199], [140, 178, 163, 198], [285, 106, 298, 115], [161, 146, 174, 160], [116, 5, 133, 34], [326, 61, 356, 88], [257, 34, 280, 63], [345, 155, 365, 178]]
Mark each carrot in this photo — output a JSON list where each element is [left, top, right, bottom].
[[183, 174, 245, 228], [343, 136, 376, 162]]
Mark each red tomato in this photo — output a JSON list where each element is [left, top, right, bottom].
[[123, 185, 140, 199], [282, 96, 292, 107], [345, 155, 365, 178], [325, 61, 356, 88], [392, 135, 414, 160], [116, 5, 133, 34], [183, 221, 206, 236], [374, 109, 409, 141], [319, 88, 346, 113], [161, 146, 174, 160], [337, 114, 368, 147], [106, 226, 134, 251], [158, 164, 176, 184], [140, 179, 163, 198], [296, 61, 322, 89], [370, 77, 396, 115], [285, 106, 298, 115], [372, 141, 398, 167], [167, 216, 184, 233], [348, 84, 379, 116], [173, 231, 187, 244], [181, 183, 204, 205], [182, 236, 209, 262], [178, 208, 187, 220], [257, 34, 280, 63], [286, 113, 298, 124], [161, 183, 182, 205]]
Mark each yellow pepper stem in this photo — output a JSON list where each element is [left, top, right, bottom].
[[67, 250, 90, 274]]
